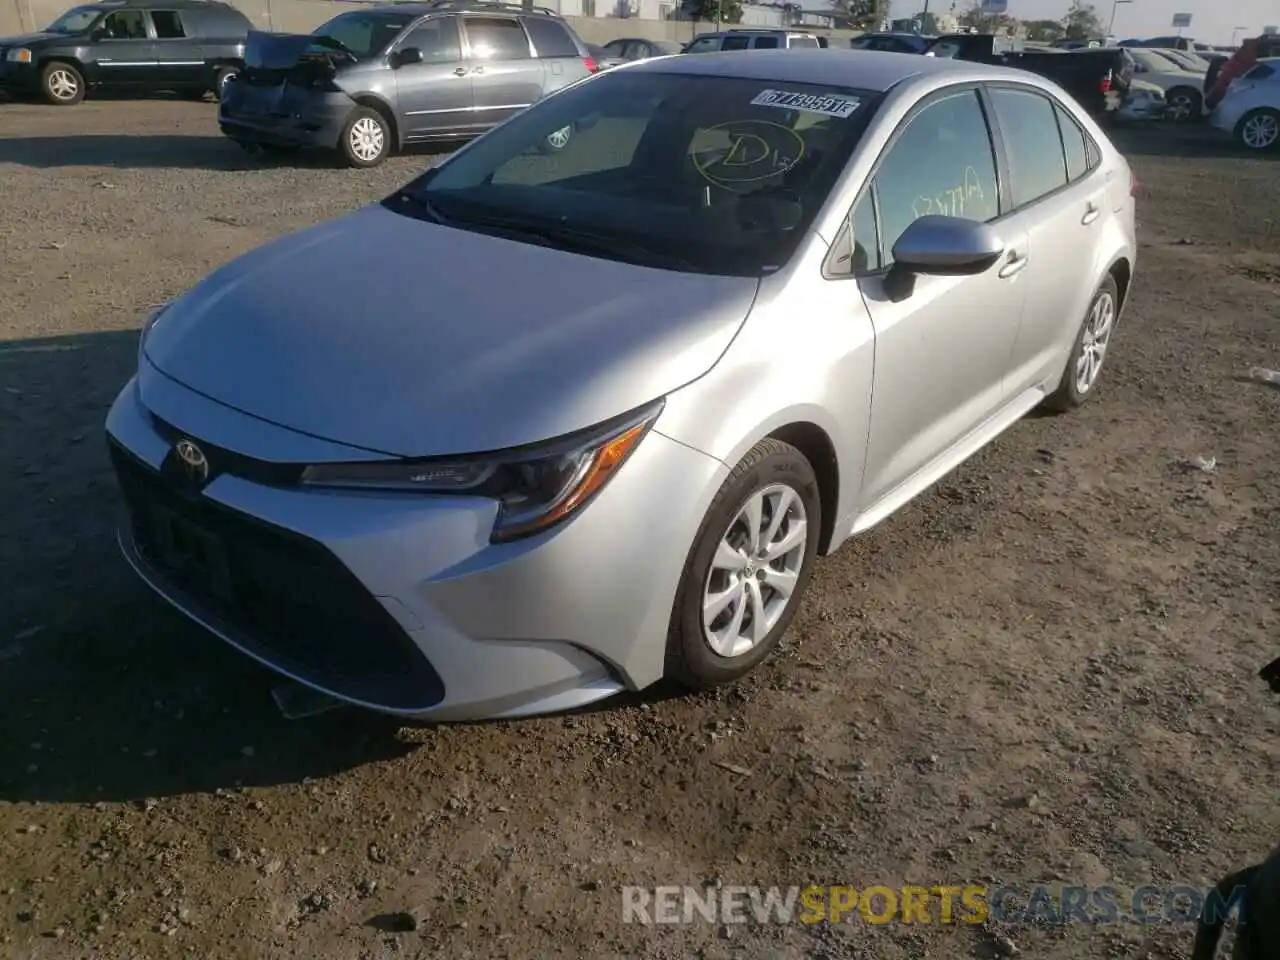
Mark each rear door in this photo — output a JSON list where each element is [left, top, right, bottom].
[[984, 84, 1108, 392], [93, 8, 157, 85], [459, 15, 544, 127], [148, 9, 206, 87], [391, 16, 475, 139], [521, 16, 589, 95]]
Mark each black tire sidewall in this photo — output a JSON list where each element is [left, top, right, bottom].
[[41, 62, 84, 106], [667, 439, 821, 688], [340, 108, 390, 168], [213, 67, 238, 102], [1049, 274, 1120, 411]]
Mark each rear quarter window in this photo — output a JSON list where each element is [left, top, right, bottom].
[[522, 17, 579, 58], [789, 36, 819, 48]]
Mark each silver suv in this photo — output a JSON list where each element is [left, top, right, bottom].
[[682, 29, 825, 53], [218, 0, 598, 167]]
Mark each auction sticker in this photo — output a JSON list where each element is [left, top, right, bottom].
[[749, 89, 861, 118]]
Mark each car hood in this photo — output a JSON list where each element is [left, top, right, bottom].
[[0, 32, 63, 46], [143, 204, 758, 458]]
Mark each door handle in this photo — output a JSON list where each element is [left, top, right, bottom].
[[1081, 202, 1100, 225], [998, 250, 1028, 279], [453, 66, 467, 77]]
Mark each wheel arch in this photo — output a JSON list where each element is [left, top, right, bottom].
[[350, 94, 400, 148], [1108, 255, 1133, 312], [37, 54, 87, 76], [765, 421, 842, 556]]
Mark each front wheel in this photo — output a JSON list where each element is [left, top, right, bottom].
[[1236, 108, 1280, 151], [41, 61, 84, 106], [339, 107, 391, 168], [1165, 86, 1202, 122], [1043, 274, 1119, 413], [665, 438, 821, 689]]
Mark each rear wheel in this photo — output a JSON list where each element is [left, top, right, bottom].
[[536, 124, 573, 154], [665, 438, 821, 689], [1044, 274, 1119, 413], [40, 61, 84, 106], [339, 107, 390, 168], [1236, 109, 1280, 151], [1165, 86, 1202, 122], [213, 66, 238, 102]]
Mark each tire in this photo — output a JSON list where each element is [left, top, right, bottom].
[[665, 438, 821, 690], [40, 61, 84, 106], [1235, 108, 1280, 152], [1043, 274, 1119, 413], [1165, 86, 1202, 123], [536, 123, 573, 155], [339, 106, 391, 168], [213, 66, 238, 102]]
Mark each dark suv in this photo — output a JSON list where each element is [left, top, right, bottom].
[[0, 0, 251, 105], [218, 0, 600, 168]]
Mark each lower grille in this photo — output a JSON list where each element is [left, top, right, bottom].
[[109, 439, 444, 710]]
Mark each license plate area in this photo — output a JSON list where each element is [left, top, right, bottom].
[[149, 505, 235, 605]]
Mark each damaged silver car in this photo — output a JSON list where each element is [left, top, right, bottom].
[[218, 0, 600, 168]]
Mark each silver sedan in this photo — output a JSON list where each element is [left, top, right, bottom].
[[106, 50, 1137, 721]]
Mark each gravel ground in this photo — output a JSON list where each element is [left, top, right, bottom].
[[1, 98, 1278, 960]]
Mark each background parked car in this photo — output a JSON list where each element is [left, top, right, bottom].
[[1117, 77, 1166, 122], [1127, 48, 1206, 120], [1209, 58, 1280, 150], [0, 0, 250, 105], [682, 29, 822, 52], [595, 36, 679, 68], [1151, 46, 1212, 72], [218, 0, 598, 168], [848, 31, 934, 54]]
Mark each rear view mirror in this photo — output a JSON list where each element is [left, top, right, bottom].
[[393, 47, 423, 67], [884, 216, 1005, 301]]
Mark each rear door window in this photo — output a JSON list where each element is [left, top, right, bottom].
[[522, 16, 579, 58], [401, 17, 461, 63], [149, 10, 185, 38], [721, 35, 751, 50], [752, 35, 779, 49], [987, 86, 1069, 208], [463, 16, 531, 60], [789, 36, 819, 48]]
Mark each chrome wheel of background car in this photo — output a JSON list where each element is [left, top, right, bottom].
[[1075, 289, 1115, 395], [545, 125, 572, 150], [1240, 111, 1280, 150], [349, 117, 386, 163], [216, 68, 237, 99], [46, 69, 79, 101], [701, 483, 808, 659]]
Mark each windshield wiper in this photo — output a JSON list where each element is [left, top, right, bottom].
[[441, 211, 700, 271], [385, 190, 450, 226]]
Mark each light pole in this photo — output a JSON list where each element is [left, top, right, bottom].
[[1230, 25, 1249, 45], [1107, 0, 1132, 37]]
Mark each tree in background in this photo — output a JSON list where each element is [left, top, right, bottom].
[[831, 0, 886, 31], [687, 0, 743, 22], [1023, 18, 1065, 41], [957, 0, 1015, 34], [1060, 0, 1103, 40]]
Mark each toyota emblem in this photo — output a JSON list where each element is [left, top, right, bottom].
[[174, 439, 210, 485]]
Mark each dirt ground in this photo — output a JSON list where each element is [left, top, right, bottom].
[[1, 96, 1278, 960]]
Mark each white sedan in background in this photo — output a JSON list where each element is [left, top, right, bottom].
[[1128, 48, 1209, 120], [1210, 59, 1280, 151]]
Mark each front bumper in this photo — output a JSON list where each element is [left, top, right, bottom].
[[105, 365, 728, 721], [1119, 97, 1167, 121], [0, 61, 41, 94], [217, 83, 352, 150]]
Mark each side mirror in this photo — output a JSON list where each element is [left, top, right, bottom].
[[393, 46, 423, 67], [884, 216, 1004, 301]]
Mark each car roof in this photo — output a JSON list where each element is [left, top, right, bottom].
[[629, 47, 1009, 92]]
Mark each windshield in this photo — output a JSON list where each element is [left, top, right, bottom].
[[44, 4, 103, 33], [393, 71, 879, 276], [312, 12, 413, 60]]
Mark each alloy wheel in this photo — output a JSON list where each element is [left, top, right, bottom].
[[702, 483, 808, 658], [546, 125, 572, 150], [47, 69, 79, 101], [1075, 290, 1115, 395], [349, 117, 385, 163], [1166, 92, 1195, 121], [1242, 113, 1279, 150]]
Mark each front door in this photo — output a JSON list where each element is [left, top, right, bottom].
[[147, 9, 207, 88], [93, 8, 157, 85], [459, 15, 545, 129], [854, 87, 1029, 510], [391, 16, 475, 139]]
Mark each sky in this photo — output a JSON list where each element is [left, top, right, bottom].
[[889, 0, 1279, 45]]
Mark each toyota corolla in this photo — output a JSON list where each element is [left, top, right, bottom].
[[106, 50, 1137, 721]]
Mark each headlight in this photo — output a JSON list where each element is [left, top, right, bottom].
[[300, 399, 664, 543], [6, 48, 32, 63]]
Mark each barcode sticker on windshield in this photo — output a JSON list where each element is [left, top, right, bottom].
[[749, 89, 861, 118]]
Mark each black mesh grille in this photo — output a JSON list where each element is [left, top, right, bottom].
[[109, 438, 444, 710]]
